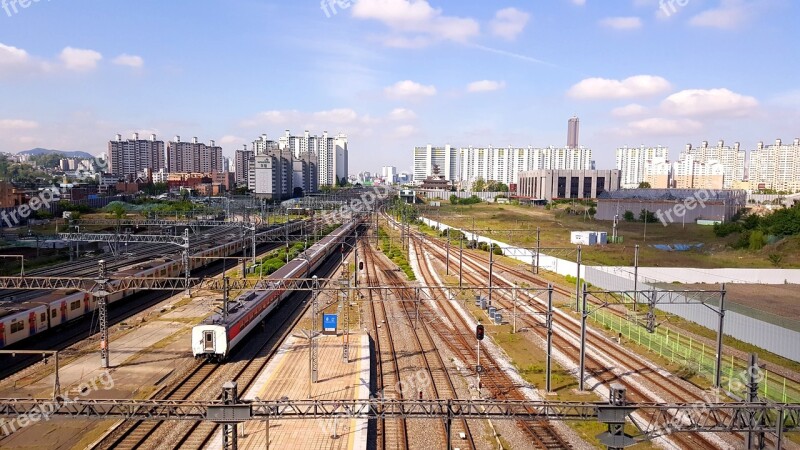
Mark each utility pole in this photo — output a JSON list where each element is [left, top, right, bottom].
[[575, 245, 582, 312], [546, 285, 553, 393], [488, 243, 494, 306], [579, 283, 588, 391], [715, 284, 726, 389], [458, 237, 463, 288], [633, 244, 640, 312], [512, 283, 518, 334], [97, 259, 110, 369], [445, 228, 450, 275], [311, 276, 319, 383]]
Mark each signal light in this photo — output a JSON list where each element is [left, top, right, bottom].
[[476, 324, 485, 341], [359, 261, 364, 271]]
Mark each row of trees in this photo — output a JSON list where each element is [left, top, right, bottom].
[[470, 177, 509, 193], [714, 204, 800, 251]]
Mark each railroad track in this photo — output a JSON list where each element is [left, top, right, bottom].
[[414, 231, 730, 450], [94, 230, 357, 450], [409, 236, 572, 450], [361, 239, 410, 450]]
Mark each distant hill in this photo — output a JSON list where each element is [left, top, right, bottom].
[[16, 148, 96, 159]]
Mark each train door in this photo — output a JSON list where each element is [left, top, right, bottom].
[[0, 323, 5, 348], [83, 294, 91, 313], [203, 330, 215, 352], [60, 302, 67, 324], [28, 311, 36, 336]]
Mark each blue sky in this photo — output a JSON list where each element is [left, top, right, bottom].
[[0, 0, 798, 173]]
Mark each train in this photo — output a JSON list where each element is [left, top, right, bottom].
[[191, 220, 359, 361], [0, 221, 305, 349]]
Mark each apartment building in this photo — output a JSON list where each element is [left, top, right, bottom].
[[615, 145, 670, 188], [458, 146, 593, 187], [679, 140, 745, 189], [413, 145, 458, 183], [166, 136, 224, 174], [108, 133, 165, 177], [749, 138, 800, 192]]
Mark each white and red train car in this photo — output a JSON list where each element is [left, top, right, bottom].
[[191, 220, 358, 361], [0, 221, 305, 349]]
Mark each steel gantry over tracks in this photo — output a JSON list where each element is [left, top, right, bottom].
[[0, 396, 796, 447]]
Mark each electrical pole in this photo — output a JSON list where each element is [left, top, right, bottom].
[[546, 285, 553, 393], [715, 284, 726, 389], [575, 245, 582, 312], [458, 237, 463, 288], [488, 243, 494, 306], [633, 244, 640, 312], [97, 259, 109, 369]]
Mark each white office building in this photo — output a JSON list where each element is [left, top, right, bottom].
[[382, 166, 398, 184], [615, 145, 670, 188]]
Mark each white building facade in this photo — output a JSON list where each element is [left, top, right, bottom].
[[458, 146, 593, 187], [413, 145, 458, 183], [615, 145, 670, 188], [749, 138, 800, 193]]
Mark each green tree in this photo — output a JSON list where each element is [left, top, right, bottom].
[[471, 177, 486, 192], [623, 210, 635, 222], [30, 153, 65, 169], [748, 230, 765, 250], [638, 181, 652, 189], [639, 209, 656, 223]]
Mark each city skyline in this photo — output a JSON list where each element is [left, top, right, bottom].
[[1, 1, 798, 174]]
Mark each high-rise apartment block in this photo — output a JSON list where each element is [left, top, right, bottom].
[[234, 145, 254, 186], [412, 145, 458, 183], [679, 140, 745, 189], [278, 130, 347, 187], [749, 138, 800, 193], [249, 134, 319, 199], [458, 146, 593, 187], [108, 133, 165, 177], [166, 136, 223, 174], [615, 145, 670, 188], [567, 116, 580, 149]]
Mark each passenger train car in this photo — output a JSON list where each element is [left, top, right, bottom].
[[192, 220, 359, 361], [0, 221, 305, 349]]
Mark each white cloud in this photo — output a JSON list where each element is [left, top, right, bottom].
[[384, 80, 437, 99], [59, 47, 102, 72], [599, 16, 642, 30], [312, 108, 360, 124], [490, 8, 530, 40], [661, 88, 758, 116], [467, 80, 506, 93], [612, 103, 647, 117], [113, 54, 144, 68], [389, 108, 417, 121], [218, 135, 247, 146], [0, 43, 31, 68], [240, 110, 301, 127], [568, 75, 671, 100], [391, 125, 418, 139], [352, 0, 479, 46], [623, 117, 704, 136], [0, 119, 39, 130], [689, 0, 751, 29]]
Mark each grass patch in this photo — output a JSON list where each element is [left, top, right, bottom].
[[377, 226, 415, 281]]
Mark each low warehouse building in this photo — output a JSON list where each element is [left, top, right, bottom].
[[596, 189, 747, 225]]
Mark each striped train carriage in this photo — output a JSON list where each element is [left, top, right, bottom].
[[191, 220, 359, 361], [0, 221, 306, 349]]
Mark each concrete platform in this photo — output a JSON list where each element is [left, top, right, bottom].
[[209, 333, 370, 450]]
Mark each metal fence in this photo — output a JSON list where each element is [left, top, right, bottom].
[[583, 265, 800, 363]]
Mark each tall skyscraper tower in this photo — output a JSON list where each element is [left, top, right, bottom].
[[567, 116, 580, 149]]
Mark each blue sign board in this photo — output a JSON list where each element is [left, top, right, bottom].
[[323, 314, 338, 333]]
